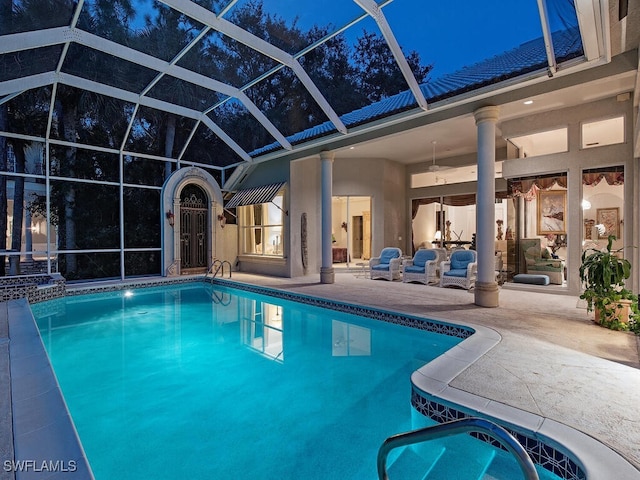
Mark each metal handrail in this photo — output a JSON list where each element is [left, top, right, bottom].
[[377, 417, 539, 480], [204, 259, 232, 281], [210, 289, 232, 306], [204, 260, 221, 281]]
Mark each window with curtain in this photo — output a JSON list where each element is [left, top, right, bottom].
[[238, 191, 284, 256]]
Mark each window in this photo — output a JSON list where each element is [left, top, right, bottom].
[[508, 128, 568, 157], [581, 116, 624, 149], [238, 191, 285, 256]]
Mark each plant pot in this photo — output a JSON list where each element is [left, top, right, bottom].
[[594, 298, 633, 324]]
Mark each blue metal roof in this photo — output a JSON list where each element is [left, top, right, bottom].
[[250, 27, 583, 158]]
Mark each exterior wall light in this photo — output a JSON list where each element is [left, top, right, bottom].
[[166, 210, 175, 227]]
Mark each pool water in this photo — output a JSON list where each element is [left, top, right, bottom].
[[34, 283, 464, 479]]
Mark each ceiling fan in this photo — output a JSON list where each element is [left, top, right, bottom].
[[428, 141, 452, 172]]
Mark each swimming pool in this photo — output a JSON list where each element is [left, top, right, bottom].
[[35, 283, 466, 479]]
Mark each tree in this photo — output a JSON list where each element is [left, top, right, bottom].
[[136, 2, 204, 179], [352, 30, 432, 103]]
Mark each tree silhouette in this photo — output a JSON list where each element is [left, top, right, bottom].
[[0, 0, 433, 279]]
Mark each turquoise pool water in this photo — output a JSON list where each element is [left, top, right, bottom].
[[34, 283, 465, 479]]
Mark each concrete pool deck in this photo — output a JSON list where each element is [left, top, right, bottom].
[[1, 272, 640, 479], [222, 272, 640, 477]]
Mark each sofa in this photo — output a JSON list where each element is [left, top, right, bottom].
[[520, 238, 564, 285]]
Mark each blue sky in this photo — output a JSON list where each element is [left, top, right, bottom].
[[270, 0, 552, 78], [132, 0, 576, 79], [384, 2, 546, 78]]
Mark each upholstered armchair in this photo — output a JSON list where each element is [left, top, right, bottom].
[[369, 247, 403, 281], [440, 249, 477, 290], [521, 238, 564, 285], [402, 248, 447, 285]]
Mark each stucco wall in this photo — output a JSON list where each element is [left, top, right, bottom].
[[289, 158, 321, 277], [333, 157, 406, 256], [216, 224, 239, 271]]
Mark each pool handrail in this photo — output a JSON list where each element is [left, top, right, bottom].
[[205, 259, 232, 280], [377, 417, 539, 480]]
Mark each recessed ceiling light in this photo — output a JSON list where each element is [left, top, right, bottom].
[[523, 100, 533, 105], [349, 146, 355, 150]]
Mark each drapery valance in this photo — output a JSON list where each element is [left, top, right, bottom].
[[508, 175, 567, 200], [411, 195, 476, 219], [411, 192, 509, 219], [508, 168, 624, 200], [582, 168, 624, 186]]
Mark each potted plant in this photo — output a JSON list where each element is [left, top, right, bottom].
[[579, 235, 639, 333]]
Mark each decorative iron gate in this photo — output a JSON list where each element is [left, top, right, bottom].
[[180, 185, 208, 272]]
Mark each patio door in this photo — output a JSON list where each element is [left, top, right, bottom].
[[180, 184, 208, 273], [331, 196, 372, 263]]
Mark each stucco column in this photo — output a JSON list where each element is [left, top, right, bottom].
[[474, 106, 500, 307], [320, 151, 335, 283]]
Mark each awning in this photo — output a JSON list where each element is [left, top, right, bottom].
[[225, 182, 286, 208]]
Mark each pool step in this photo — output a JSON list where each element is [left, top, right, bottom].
[[388, 433, 498, 480], [423, 447, 495, 479], [482, 449, 558, 480], [387, 445, 445, 480]]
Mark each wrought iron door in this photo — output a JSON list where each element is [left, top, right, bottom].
[[180, 185, 208, 271]]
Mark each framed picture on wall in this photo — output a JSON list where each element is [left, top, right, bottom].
[[596, 207, 620, 239], [537, 190, 566, 235]]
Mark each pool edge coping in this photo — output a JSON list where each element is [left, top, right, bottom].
[[7, 298, 94, 479]]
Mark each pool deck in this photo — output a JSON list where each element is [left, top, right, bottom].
[[1, 271, 640, 479], [223, 271, 640, 477]]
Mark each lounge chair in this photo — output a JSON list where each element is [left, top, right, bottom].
[[402, 248, 446, 285], [369, 247, 402, 281], [440, 249, 477, 290]]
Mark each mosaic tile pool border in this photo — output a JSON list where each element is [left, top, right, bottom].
[[1, 273, 65, 303], [60, 276, 198, 299], [43, 276, 472, 339], [411, 389, 587, 480], [212, 278, 474, 339]]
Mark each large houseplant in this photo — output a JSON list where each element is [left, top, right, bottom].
[[579, 235, 639, 333]]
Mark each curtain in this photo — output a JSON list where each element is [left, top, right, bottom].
[[509, 168, 624, 200], [509, 175, 567, 200], [411, 194, 487, 219], [582, 170, 624, 186], [410, 192, 507, 253]]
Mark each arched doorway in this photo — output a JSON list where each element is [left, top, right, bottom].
[[161, 167, 224, 276], [180, 184, 208, 273]]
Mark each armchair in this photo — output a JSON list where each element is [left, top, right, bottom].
[[440, 250, 477, 290], [369, 247, 403, 281], [521, 238, 564, 285], [402, 248, 446, 285]]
